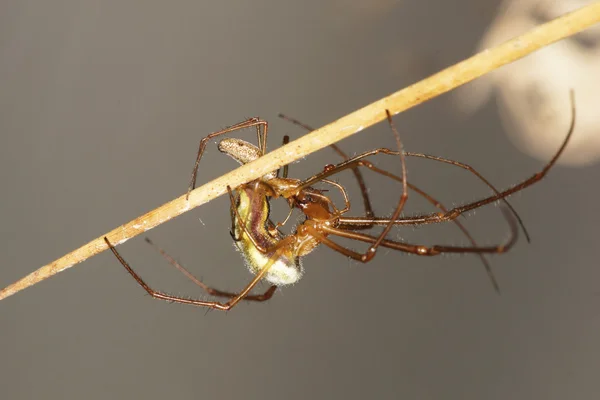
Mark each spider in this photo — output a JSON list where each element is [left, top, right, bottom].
[[104, 94, 575, 310]]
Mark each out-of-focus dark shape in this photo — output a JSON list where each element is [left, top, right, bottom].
[[456, 0, 600, 166]]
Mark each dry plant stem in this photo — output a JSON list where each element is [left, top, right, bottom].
[[1, 2, 600, 301]]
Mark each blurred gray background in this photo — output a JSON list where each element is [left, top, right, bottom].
[[1, 1, 599, 399]]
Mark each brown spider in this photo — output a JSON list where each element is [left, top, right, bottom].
[[104, 93, 575, 310]]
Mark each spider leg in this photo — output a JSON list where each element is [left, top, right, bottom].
[[187, 118, 269, 199], [144, 237, 277, 301], [336, 91, 575, 230], [361, 110, 408, 262], [403, 151, 531, 242], [104, 236, 287, 310], [310, 207, 517, 261], [339, 156, 502, 291], [280, 135, 290, 178]]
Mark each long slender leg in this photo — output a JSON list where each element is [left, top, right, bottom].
[[403, 151, 531, 242], [337, 155, 502, 291], [406, 176, 499, 290], [104, 236, 289, 310], [336, 99, 574, 229], [271, 207, 294, 232], [187, 118, 269, 199], [280, 135, 290, 178], [317, 179, 350, 214], [307, 207, 518, 261], [361, 110, 408, 262], [272, 134, 294, 231], [144, 238, 277, 301], [229, 186, 242, 241]]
